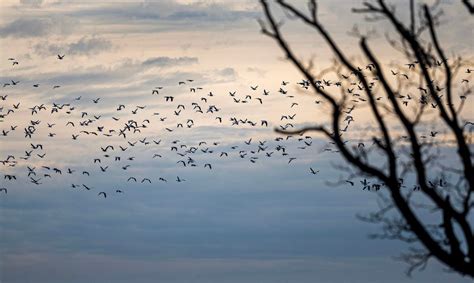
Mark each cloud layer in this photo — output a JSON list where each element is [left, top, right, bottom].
[[0, 17, 76, 38]]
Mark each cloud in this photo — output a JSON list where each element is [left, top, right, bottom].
[[141, 56, 198, 67], [34, 36, 113, 56], [68, 36, 113, 55], [217, 67, 237, 78], [20, 0, 43, 7], [164, 7, 257, 22], [0, 16, 76, 38], [0, 18, 51, 38], [69, 1, 258, 28]]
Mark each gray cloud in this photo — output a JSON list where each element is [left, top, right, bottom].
[[0, 18, 51, 38], [2, 58, 211, 106], [164, 7, 257, 22], [141, 56, 198, 67], [217, 67, 237, 78], [0, 16, 76, 38], [68, 36, 113, 55], [34, 36, 113, 56], [0, 1, 259, 41], [69, 1, 258, 28], [20, 0, 43, 7]]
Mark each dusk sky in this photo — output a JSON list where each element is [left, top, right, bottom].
[[0, 0, 473, 282]]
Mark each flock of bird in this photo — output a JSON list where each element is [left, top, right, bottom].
[[0, 55, 472, 198]]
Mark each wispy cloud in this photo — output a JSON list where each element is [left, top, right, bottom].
[[19, 0, 43, 7], [34, 36, 113, 56], [0, 16, 76, 38], [69, 1, 259, 25], [142, 56, 198, 67]]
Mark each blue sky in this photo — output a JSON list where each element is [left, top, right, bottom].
[[0, 0, 473, 282]]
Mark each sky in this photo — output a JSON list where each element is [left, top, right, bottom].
[[0, 0, 473, 283]]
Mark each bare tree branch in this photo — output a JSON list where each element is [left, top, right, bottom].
[[260, 0, 474, 277]]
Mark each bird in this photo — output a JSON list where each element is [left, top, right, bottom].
[[30, 177, 42, 185], [3, 174, 16, 180]]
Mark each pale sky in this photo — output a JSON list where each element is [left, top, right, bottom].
[[0, 1, 473, 283]]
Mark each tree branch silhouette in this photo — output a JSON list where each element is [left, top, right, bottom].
[[462, 0, 474, 14], [260, 0, 473, 277]]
